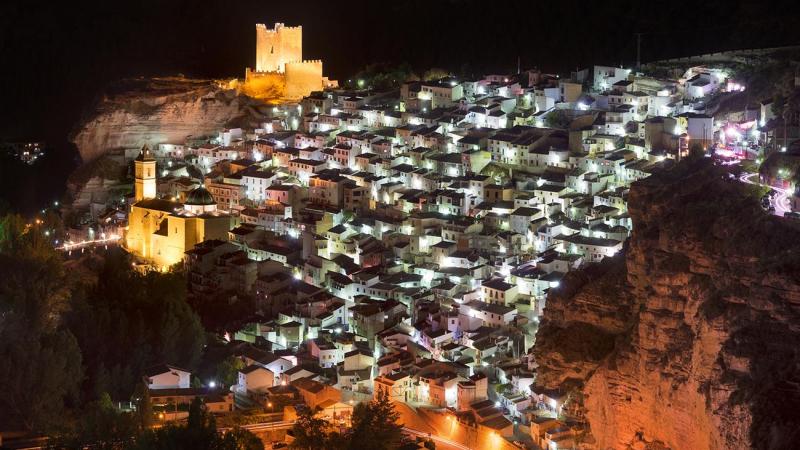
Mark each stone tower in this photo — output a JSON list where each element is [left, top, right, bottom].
[[134, 144, 156, 201], [255, 23, 303, 73]]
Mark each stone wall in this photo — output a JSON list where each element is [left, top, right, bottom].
[[285, 60, 323, 100], [256, 23, 302, 73], [242, 69, 286, 101]]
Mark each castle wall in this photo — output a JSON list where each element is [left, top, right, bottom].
[[256, 24, 279, 72], [256, 23, 302, 73], [243, 69, 286, 100], [278, 25, 302, 71], [251, 23, 322, 101], [285, 60, 323, 100]]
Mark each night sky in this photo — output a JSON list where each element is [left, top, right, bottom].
[[0, 0, 798, 153]]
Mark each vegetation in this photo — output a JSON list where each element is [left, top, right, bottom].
[[0, 214, 83, 432], [349, 389, 404, 450], [344, 63, 417, 90], [290, 389, 404, 450], [215, 355, 246, 388], [544, 109, 572, 129], [50, 397, 262, 450], [290, 408, 334, 450], [421, 68, 450, 81], [0, 213, 205, 435], [68, 248, 205, 401], [130, 399, 262, 450]]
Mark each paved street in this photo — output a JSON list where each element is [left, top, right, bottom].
[[739, 172, 792, 217]]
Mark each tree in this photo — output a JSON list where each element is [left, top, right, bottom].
[[0, 324, 83, 432], [290, 407, 331, 450], [67, 249, 205, 400], [544, 109, 572, 129], [133, 380, 153, 429], [47, 393, 138, 450], [689, 142, 706, 160], [0, 213, 83, 432], [348, 389, 404, 450], [217, 427, 265, 450], [216, 356, 246, 388], [59, 396, 266, 450], [422, 68, 450, 81], [132, 398, 217, 450], [771, 94, 786, 119]]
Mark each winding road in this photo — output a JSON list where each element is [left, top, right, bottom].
[[738, 172, 792, 217]]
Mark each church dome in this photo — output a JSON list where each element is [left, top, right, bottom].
[[185, 186, 216, 206]]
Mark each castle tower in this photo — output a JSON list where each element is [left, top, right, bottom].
[[256, 23, 303, 73], [134, 144, 156, 201]]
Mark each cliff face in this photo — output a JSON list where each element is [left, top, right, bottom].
[[71, 77, 266, 163], [534, 160, 800, 450]]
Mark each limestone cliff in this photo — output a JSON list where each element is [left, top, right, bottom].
[[534, 160, 800, 450], [71, 77, 267, 163]]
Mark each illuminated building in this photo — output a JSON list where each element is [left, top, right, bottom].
[[125, 145, 231, 268], [243, 23, 337, 100]]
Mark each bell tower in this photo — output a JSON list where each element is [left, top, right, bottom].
[[134, 144, 156, 201]]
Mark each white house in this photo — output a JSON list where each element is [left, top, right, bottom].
[[238, 365, 275, 393], [145, 364, 191, 390]]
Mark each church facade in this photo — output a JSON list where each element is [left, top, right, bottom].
[[125, 145, 231, 268]]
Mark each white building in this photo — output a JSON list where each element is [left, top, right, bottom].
[[145, 364, 191, 390]]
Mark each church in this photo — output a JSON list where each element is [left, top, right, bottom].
[[125, 145, 231, 268]]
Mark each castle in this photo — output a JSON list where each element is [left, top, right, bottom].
[[243, 23, 336, 101], [125, 145, 231, 268]]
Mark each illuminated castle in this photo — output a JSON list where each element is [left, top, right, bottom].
[[126, 145, 231, 268], [244, 23, 336, 100], [255, 23, 303, 73]]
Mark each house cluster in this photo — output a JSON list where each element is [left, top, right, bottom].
[[122, 61, 761, 447]]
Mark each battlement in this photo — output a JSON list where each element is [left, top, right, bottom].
[[255, 23, 302, 33], [284, 59, 322, 66], [256, 22, 303, 73], [249, 22, 323, 100]]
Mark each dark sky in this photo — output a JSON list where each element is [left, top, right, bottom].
[[1, 0, 798, 144]]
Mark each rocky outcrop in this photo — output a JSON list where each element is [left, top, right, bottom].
[[71, 77, 267, 163], [534, 160, 800, 450]]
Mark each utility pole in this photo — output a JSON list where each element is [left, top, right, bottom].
[[517, 55, 521, 75]]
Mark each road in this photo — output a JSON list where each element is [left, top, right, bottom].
[[57, 234, 121, 251], [403, 427, 473, 450], [738, 172, 792, 217], [219, 420, 295, 434]]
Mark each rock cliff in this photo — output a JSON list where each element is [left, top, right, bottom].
[[71, 77, 267, 163], [534, 160, 800, 450]]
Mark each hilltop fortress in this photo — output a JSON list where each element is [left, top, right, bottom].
[[243, 23, 336, 101]]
